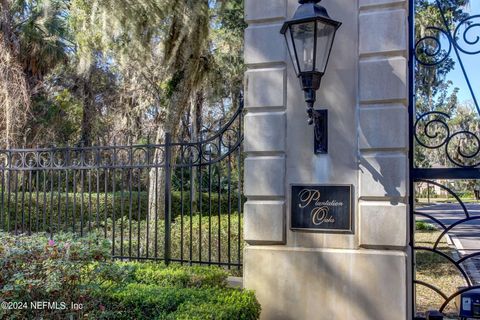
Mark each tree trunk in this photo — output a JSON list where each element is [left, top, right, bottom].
[[79, 72, 95, 146], [146, 0, 209, 230], [147, 76, 195, 222], [0, 0, 29, 148]]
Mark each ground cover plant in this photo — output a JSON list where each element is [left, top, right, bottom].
[[0, 232, 260, 320]]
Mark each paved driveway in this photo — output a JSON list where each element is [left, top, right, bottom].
[[416, 203, 480, 251], [416, 203, 480, 283]]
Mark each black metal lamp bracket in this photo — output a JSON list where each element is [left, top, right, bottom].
[[313, 109, 328, 154]]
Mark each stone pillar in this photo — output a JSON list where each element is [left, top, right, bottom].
[[243, 0, 410, 319]]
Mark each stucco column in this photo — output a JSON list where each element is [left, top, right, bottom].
[[243, 0, 410, 319]]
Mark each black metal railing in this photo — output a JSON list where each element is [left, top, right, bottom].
[[0, 107, 244, 269]]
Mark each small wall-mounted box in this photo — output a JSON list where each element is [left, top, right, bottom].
[[457, 288, 480, 318]]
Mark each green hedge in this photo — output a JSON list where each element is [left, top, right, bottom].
[[93, 263, 258, 319], [132, 263, 229, 288], [0, 232, 260, 320], [171, 289, 260, 320], [96, 284, 260, 320], [91, 262, 228, 288], [0, 190, 243, 232]]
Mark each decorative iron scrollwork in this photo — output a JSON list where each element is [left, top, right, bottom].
[[0, 103, 243, 170], [454, 15, 480, 55], [175, 105, 243, 167], [415, 111, 480, 167], [415, 27, 453, 66], [0, 145, 168, 170], [414, 111, 451, 149]]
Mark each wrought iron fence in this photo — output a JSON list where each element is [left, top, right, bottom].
[[0, 107, 244, 269]]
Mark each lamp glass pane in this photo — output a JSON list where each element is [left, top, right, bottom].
[[291, 22, 316, 73], [315, 22, 336, 73], [285, 30, 300, 76]]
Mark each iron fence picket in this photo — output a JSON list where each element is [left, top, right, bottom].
[[28, 170, 32, 235], [217, 158, 222, 265], [20, 171, 26, 233], [80, 169, 84, 236], [111, 168, 116, 256], [7, 169, 11, 232], [189, 154, 194, 265], [65, 171, 69, 233], [58, 170, 62, 233], [1, 170, 4, 230], [35, 171, 39, 232], [198, 144, 202, 264], [237, 139, 242, 269], [227, 143, 232, 270], [137, 168, 142, 259], [208, 154, 212, 265], [164, 133, 172, 265], [180, 164, 184, 264]]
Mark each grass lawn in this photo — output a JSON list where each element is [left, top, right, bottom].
[[415, 230, 465, 318]]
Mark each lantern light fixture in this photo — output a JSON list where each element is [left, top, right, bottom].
[[281, 0, 341, 154]]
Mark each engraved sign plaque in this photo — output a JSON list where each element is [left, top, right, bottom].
[[291, 185, 353, 233]]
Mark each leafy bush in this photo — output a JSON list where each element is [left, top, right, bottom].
[[0, 233, 259, 320], [0, 232, 111, 319]]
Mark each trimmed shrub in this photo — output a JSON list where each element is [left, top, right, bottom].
[[170, 289, 261, 320], [131, 263, 228, 288], [94, 284, 260, 320], [90, 262, 228, 288]]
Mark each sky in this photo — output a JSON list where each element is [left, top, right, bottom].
[[444, 1, 480, 107]]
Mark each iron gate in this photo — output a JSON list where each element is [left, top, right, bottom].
[[0, 104, 244, 269], [410, 0, 480, 317]]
